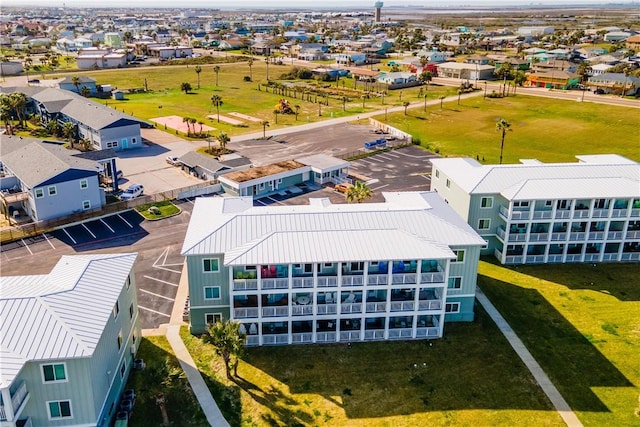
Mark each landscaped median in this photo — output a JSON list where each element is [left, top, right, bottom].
[[180, 316, 563, 426], [478, 259, 640, 426], [135, 200, 181, 220]]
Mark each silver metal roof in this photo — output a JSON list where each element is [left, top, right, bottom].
[[0, 253, 137, 388]]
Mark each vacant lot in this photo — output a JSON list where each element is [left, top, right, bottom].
[[478, 261, 640, 426], [379, 95, 640, 163], [181, 310, 564, 427]]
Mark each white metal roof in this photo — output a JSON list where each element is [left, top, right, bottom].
[[295, 154, 350, 172], [181, 192, 486, 259], [501, 177, 640, 200], [0, 253, 137, 388], [430, 155, 640, 198]]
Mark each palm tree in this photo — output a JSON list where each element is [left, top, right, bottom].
[[189, 117, 197, 134], [139, 357, 184, 426], [217, 131, 230, 151], [198, 120, 204, 134], [403, 101, 410, 115], [80, 86, 90, 97], [182, 116, 191, 135], [62, 121, 77, 146], [204, 320, 245, 380], [260, 120, 270, 138], [210, 95, 223, 123], [265, 54, 270, 80], [346, 181, 373, 203], [194, 65, 202, 89], [213, 65, 220, 86], [620, 66, 632, 98], [46, 119, 61, 137], [247, 57, 254, 81], [342, 96, 348, 111], [457, 89, 462, 105], [71, 76, 81, 93], [439, 96, 445, 109], [273, 109, 280, 124], [495, 118, 512, 165]]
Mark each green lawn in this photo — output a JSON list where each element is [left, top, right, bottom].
[[380, 94, 640, 163], [135, 200, 181, 220], [181, 310, 564, 427], [478, 260, 640, 426], [126, 336, 208, 426]]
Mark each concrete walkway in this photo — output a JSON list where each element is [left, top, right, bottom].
[[475, 287, 583, 427]]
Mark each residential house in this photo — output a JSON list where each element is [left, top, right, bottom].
[[436, 62, 495, 80], [525, 70, 579, 89], [0, 136, 106, 222], [336, 52, 366, 66], [430, 155, 640, 264], [603, 31, 632, 43], [493, 58, 530, 71], [218, 39, 245, 50], [588, 72, 640, 96], [517, 27, 554, 38], [626, 35, 640, 50], [178, 152, 251, 181], [0, 62, 22, 76], [590, 63, 614, 76], [415, 50, 447, 64], [57, 76, 97, 95], [76, 50, 127, 70], [0, 253, 140, 427], [180, 192, 487, 344], [378, 72, 417, 86]]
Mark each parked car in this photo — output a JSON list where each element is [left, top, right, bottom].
[[335, 183, 353, 194], [120, 184, 144, 200], [166, 156, 181, 166]]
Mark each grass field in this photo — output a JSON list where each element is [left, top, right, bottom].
[[478, 260, 640, 426], [379, 94, 640, 163], [181, 310, 564, 427]]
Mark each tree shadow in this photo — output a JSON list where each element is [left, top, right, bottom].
[[478, 274, 634, 413]]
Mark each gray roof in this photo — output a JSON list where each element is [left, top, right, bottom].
[[59, 76, 97, 84], [181, 192, 486, 262], [0, 136, 100, 187], [295, 154, 350, 172], [0, 253, 137, 388], [179, 151, 229, 173]]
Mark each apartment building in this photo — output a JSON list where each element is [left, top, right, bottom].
[[430, 155, 640, 264], [180, 192, 486, 345]]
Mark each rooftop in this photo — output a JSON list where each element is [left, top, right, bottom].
[[222, 160, 306, 183]]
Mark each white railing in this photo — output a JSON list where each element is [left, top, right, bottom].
[[602, 253, 619, 261], [340, 331, 361, 341], [547, 254, 563, 263], [607, 231, 623, 240], [573, 210, 590, 218], [525, 255, 545, 263], [234, 307, 259, 318], [565, 254, 582, 262], [292, 277, 313, 288], [261, 278, 289, 290], [532, 211, 552, 219], [365, 302, 386, 312], [497, 227, 506, 240], [341, 303, 362, 314], [367, 274, 388, 285], [341, 275, 363, 286], [611, 208, 628, 218], [529, 233, 549, 242], [505, 255, 523, 264], [420, 272, 444, 283], [317, 304, 337, 315], [317, 276, 338, 287], [584, 253, 600, 262], [0, 405, 5, 422], [416, 327, 439, 338], [316, 332, 336, 342], [418, 300, 442, 310], [292, 305, 313, 316], [621, 253, 640, 261], [508, 234, 527, 242], [12, 381, 28, 413], [392, 273, 417, 285], [364, 330, 385, 340], [262, 306, 289, 317], [555, 210, 571, 219], [550, 232, 567, 241], [569, 232, 586, 241], [511, 210, 530, 220], [388, 328, 413, 339], [631, 208, 640, 217], [494, 248, 503, 259], [262, 334, 289, 345], [233, 279, 258, 291], [292, 333, 314, 343], [627, 230, 640, 239], [390, 301, 414, 312], [246, 335, 260, 346], [499, 205, 509, 218], [588, 231, 604, 240], [592, 209, 609, 218]]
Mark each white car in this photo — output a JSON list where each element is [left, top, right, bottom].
[[120, 184, 144, 201], [166, 156, 181, 166]]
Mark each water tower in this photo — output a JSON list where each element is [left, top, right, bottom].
[[374, 1, 383, 22]]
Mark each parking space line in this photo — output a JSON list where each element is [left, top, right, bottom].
[[82, 223, 97, 239], [356, 159, 375, 165], [376, 154, 396, 160], [138, 305, 171, 317], [267, 196, 285, 205], [100, 218, 115, 233], [118, 213, 134, 228], [20, 239, 33, 255], [43, 233, 56, 249], [255, 199, 267, 206], [187, 198, 195, 204], [63, 228, 77, 245], [372, 184, 389, 191], [369, 157, 386, 163], [153, 248, 182, 274], [143, 275, 179, 287], [383, 152, 400, 158], [140, 288, 175, 301]]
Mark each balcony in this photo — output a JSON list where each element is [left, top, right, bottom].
[[555, 210, 571, 219], [364, 329, 385, 340], [261, 278, 289, 290], [367, 274, 388, 286], [568, 232, 586, 241], [0, 189, 29, 205], [565, 254, 582, 262], [233, 279, 258, 291], [292, 305, 313, 316], [390, 301, 415, 312], [497, 226, 506, 240], [631, 208, 640, 217], [573, 210, 590, 219], [317, 276, 338, 287], [627, 230, 640, 239], [291, 277, 313, 288], [420, 272, 444, 284], [341, 303, 362, 314], [340, 330, 361, 341], [505, 255, 524, 264], [507, 233, 527, 242], [588, 231, 604, 240], [602, 253, 619, 261], [415, 327, 439, 338], [532, 210, 552, 219], [499, 205, 531, 220], [621, 253, 640, 261], [592, 209, 609, 218], [291, 333, 314, 344], [611, 208, 628, 218], [234, 307, 259, 318], [607, 231, 623, 240], [0, 381, 29, 422], [262, 306, 289, 317], [341, 275, 363, 287], [550, 232, 567, 241], [316, 332, 336, 342], [529, 233, 549, 242], [388, 328, 413, 339], [584, 253, 600, 262], [263, 334, 289, 345], [392, 273, 417, 285], [246, 335, 260, 346], [365, 302, 387, 313], [418, 299, 442, 310], [525, 255, 545, 263], [317, 304, 337, 315]]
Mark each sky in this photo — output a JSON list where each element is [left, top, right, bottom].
[[1, 0, 625, 9]]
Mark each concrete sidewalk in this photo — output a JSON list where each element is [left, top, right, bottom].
[[476, 287, 583, 427]]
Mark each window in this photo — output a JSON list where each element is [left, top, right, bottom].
[[129, 303, 134, 319], [106, 141, 118, 148], [245, 265, 256, 271], [446, 179, 451, 188], [203, 258, 219, 273], [304, 263, 313, 273], [350, 262, 364, 271], [80, 179, 88, 189], [293, 264, 302, 269], [117, 330, 123, 350], [205, 313, 222, 324], [435, 169, 440, 178], [514, 200, 529, 208], [259, 182, 265, 190], [120, 361, 126, 378], [113, 301, 119, 318], [48, 186, 57, 196], [82, 200, 91, 210], [126, 276, 131, 290], [448, 277, 462, 289], [42, 363, 67, 383], [204, 286, 221, 300], [48, 401, 72, 420], [35, 188, 44, 198], [480, 197, 493, 208], [324, 263, 333, 268], [445, 302, 460, 313], [132, 137, 137, 144], [544, 200, 553, 207], [478, 219, 491, 230], [452, 250, 465, 263]]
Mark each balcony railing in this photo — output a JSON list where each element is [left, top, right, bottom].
[[245, 335, 260, 346], [364, 329, 385, 340], [263, 334, 289, 345], [569, 232, 586, 241], [415, 327, 439, 338], [233, 279, 258, 291], [367, 274, 388, 285], [0, 381, 28, 421], [0, 189, 29, 204], [508, 233, 527, 242], [532, 210, 552, 219], [341, 302, 362, 314], [365, 302, 387, 313], [388, 328, 413, 339], [588, 231, 604, 240], [317, 276, 338, 287], [261, 278, 289, 290], [505, 255, 523, 264], [292, 277, 313, 288], [611, 208, 628, 218], [494, 247, 503, 259], [550, 232, 567, 241], [602, 253, 619, 261], [341, 275, 363, 287], [392, 273, 417, 285], [592, 209, 609, 218], [555, 210, 571, 219], [292, 305, 313, 316], [631, 208, 640, 217], [292, 333, 314, 344], [607, 231, 623, 240], [565, 254, 582, 262], [529, 233, 549, 242], [390, 301, 415, 312], [621, 253, 640, 261], [547, 254, 563, 263], [262, 306, 289, 317], [497, 226, 506, 240], [316, 332, 336, 342], [340, 331, 361, 341], [573, 210, 590, 219], [627, 230, 640, 239], [234, 307, 259, 318], [584, 253, 600, 262], [418, 300, 443, 310], [317, 304, 337, 315], [420, 272, 445, 284], [525, 255, 545, 263]]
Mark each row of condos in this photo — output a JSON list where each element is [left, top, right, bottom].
[[430, 154, 640, 265], [181, 192, 486, 345]]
